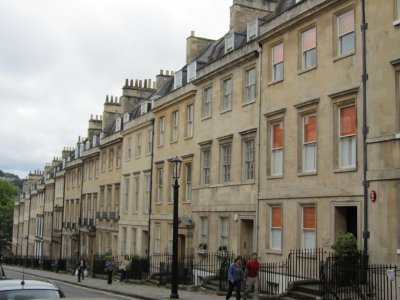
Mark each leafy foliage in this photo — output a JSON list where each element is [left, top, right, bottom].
[[0, 179, 20, 246], [331, 232, 359, 257]]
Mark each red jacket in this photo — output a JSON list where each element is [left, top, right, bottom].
[[245, 259, 259, 277]]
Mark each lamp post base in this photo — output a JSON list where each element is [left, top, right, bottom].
[[170, 293, 179, 299]]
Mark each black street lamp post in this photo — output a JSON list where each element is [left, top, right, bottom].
[[169, 156, 182, 299]]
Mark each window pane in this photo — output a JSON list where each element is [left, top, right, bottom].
[[303, 207, 315, 229], [303, 143, 316, 172], [340, 32, 355, 54], [340, 105, 356, 136], [273, 62, 284, 81], [340, 135, 356, 167], [304, 48, 316, 68], [273, 123, 283, 148], [303, 230, 316, 248], [272, 148, 283, 176], [338, 10, 354, 36], [273, 43, 284, 63], [271, 228, 282, 250], [302, 27, 316, 51], [271, 207, 282, 227], [304, 115, 317, 143]]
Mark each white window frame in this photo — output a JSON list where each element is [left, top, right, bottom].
[[156, 168, 163, 203], [270, 206, 282, 250], [221, 144, 231, 183], [301, 27, 317, 70], [302, 114, 317, 173], [245, 68, 256, 103], [116, 146, 122, 168], [124, 177, 129, 212], [271, 122, 284, 176], [155, 224, 161, 253], [185, 163, 192, 202], [126, 137, 132, 160], [201, 148, 211, 185], [244, 139, 255, 181], [222, 78, 232, 111], [168, 225, 173, 254], [171, 110, 179, 143], [133, 175, 139, 213], [272, 43, 284, 81], [146, 129, 153, 154], [202, 87, 212, 118], [144, 173, 151, 213], [219, 217, 229, 248], [135, 133, 142, 157], [186, 104, 194, 138], [339, 105, 356, 168], [337, 9, 355, 56], [200, 217, 208, 245], [302, 206, 316, 249], [159, 117, 165, 146]]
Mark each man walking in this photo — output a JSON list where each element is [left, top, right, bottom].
[[243, 252, 260, 300]]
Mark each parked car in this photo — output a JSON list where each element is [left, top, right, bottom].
[[0, 279, 65, 299]]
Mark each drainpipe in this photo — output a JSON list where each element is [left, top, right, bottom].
[[147, 118, 155, 262], [360, 0, 369, 257], [78, 162, 84, 260], [256, 43, 263, 254], [50, 171, 56, 260]]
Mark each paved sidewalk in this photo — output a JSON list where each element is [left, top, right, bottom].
[[3, 264, 225, 300]]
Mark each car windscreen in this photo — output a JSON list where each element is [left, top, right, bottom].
[[0, 289, 62, 300]]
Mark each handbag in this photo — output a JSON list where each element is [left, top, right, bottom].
[[84, 269, 88, 276], [74, 269, 79, 276]]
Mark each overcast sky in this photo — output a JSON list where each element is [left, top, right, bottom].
[[0, 0, 232, 179]]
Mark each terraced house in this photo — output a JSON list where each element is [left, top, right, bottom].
[[12, 0, 400, 286]]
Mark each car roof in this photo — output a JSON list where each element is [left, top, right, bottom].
[[0, 279, 60, 291]]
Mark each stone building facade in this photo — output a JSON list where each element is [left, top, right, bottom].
[[12, 0, 400, 269]]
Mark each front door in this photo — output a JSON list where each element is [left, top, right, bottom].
[[240, 219, 254, 256]]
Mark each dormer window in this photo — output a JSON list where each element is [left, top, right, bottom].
[[74, 147, 78, 158], [174, 70, 183, 89], [85, 140, 91, 150], [93, 135, 97, 147], [187, 61, 197, 82], [100, 132, 104, 139], [225, 34, 234, 53], [123, 113, 130, 123], [247, 19, 259, 41], [115, 117, 122, 132], [140, 101, 153, 115]]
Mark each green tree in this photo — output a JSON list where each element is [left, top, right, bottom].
[[0, 179, 20, 247]]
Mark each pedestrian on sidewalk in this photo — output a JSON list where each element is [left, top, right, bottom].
[[226, 256, 243, 300], [119, 255, 131, 283], [104, 256, 117, 284], [243, 252, 260, 300], [76, 255, 87, 283]]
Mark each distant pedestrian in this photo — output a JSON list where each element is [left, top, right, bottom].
[[76, 256, 87, 282], [104, 256, 117, 284], [119, 255, 131, 283], [243, 252, 260, 300], [226, 256, 243, 300]]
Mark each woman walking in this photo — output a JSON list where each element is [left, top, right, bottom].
[[119, 255, 131, 283], [226, 256, 244, 300], [104, 256, 117, 284]]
